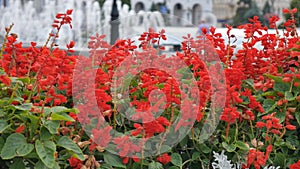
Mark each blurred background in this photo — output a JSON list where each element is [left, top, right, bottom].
[[0, 0, 299, 49]]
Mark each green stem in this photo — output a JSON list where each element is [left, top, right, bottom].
[[235, 121, 238, 142], [181, 159, 192, 169], [8, 83, 19, 104], [0, 23, 14, 59], [113, 75, 117, 129], [249, 120, 254, 138], [225, 123, 230, 139]]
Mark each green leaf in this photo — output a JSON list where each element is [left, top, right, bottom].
[[40, 127, 52, 141], [23, 150, 38, 159], [0, 120, 10, 133], [17, 77, 30, 84], [159, 145, 171, 153], [274, 140, 285, 147], [131, 162, 142, 169], [222, 142, 236, 152], [295, 111, 300, 125], [235, 141, 249, 151], [261, 91, 277, 97], [260, 99, 276, 116], [51, 112, 75, 122], [148, 161, 163, 169], [14, 103, 32, 111], [0, 133, 27, 159], [274, 153, 286, 168], [0, 109, 5, 117], [192, 152, 200, 160], [171, 153, 182, 167], [21, 113, 39, 139], [12, 97, 24, 104], [167, 167, 180, 169], [57, 136, 84, 160], [157, 83, 164, 89], [9, 158, 25, 169], [50, 106, 68, 113], [274, 82, 290, 93], [35, 160, 60, 169], [285, 141, 296, 150], [100, 163, 113, 169], [16, 143, 34, 156], [286, 135, 299, 147], [103, 152, 126, 168], [199, 143, 211, 154], [285, 91, 296, 101], [35, 160, 48, 169], [265, 74, 283, 83], [275, 111, 286, 123], [35, 140, 56, 168], [243, 79, 255, 90], [43, 107, 51, 117], [0, 137, 4, 152], [44, 121, 59, 134]]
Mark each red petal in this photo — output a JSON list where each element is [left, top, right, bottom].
[[66, 9, 73, 15]]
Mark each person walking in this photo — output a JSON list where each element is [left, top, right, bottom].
[[197, 20, 210, 36]]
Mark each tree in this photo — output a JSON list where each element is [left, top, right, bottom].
[[243, 2, 268, 25], [121, 0, 130, 8], [150, 2, 158, 11], [96, 0, 131, 9], [232, 0, 252, 26], [232, 0, 268, 27], [262, 1, 271, 15]]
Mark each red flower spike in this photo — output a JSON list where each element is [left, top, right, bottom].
[[0, 75, 11, 86], [286, 124, 296, 130], [15, 125, 25, 133], [255, 122, 265, 128], [283, 8, 290, 13], [157, 153, 171, 164], [290, 160, 300, 169], [291, 8, 298, 14], [68, 156, 83, 169], [30, 42, 37, 47], [66, 9, 73, 15], [122, 157, 129, 164], [66, 41, 75, 49]]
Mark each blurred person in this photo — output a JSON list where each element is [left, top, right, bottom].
[[197, 20, 210, 36]]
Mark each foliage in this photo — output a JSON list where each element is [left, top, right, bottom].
[[96, 0, 131, 9], [0, 9, 87, 169], [233, 0, 268, 27], [0, 7, 300, 169]]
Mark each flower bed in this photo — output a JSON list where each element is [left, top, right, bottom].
[[0, 8, 299, 169]]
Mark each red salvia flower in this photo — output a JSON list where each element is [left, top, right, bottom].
[[157, 153, 172, 164], [15, 125, 25, 133], [68, 156, 83, 169], [0, 75, 11, 86], [290, 160, 300, 169], [286, 124, 296, 130]]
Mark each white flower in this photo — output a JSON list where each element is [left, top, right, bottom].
[[211, 151, 280, 169]]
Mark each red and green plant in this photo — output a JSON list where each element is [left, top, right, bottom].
[[0, 7, 299, 169]]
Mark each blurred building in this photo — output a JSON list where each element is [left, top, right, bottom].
[[212, 0, 237, 27], [0, 0, 45, 11], [131, 0, 217, 27], [1, 0, 292, 27]]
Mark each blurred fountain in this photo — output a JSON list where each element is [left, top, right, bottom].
[[0, 0, 165, 49]]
